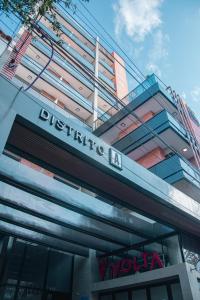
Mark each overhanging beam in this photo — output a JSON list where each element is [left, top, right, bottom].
[[7, 119, 200, 238], [0, 179, 138, 247], [0, 203, 121, 252], [0, 220, 89, 257], [0, 154, 171, 239]]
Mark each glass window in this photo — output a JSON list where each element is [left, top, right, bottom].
[[0, 286, 15, 300], [171, 283, 183, 300], [150, 285, 168, 300], [1, 286, 16, 300], [46, 250, 73, 293], [4, 241, 25, 284], [100, 295, 112, 300], [17, 287, 41, 300], [115, 291, 128, 300], [132, 289, 147, 300], [20, 244, 47, 289]]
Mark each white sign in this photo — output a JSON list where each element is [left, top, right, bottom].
[[109, 148, 122, 170]]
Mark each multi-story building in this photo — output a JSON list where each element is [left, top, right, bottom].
[[0, 3, 200, 300]]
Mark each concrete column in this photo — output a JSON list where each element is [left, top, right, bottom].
[[179, 263, 200, 300], [0, 76, 20, 154], [165, 235, 183, 265], [92, 37, 99, 131], [72, 249, 98, 300]]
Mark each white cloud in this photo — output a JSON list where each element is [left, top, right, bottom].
[[132, 45, 144, 59], [149, 30, 169, 61], [191, 87, 200, 103], [113, 0, 163, 42], [146, 63, 162, 77], [146, 29, 169, 77], [181, 91, 187, 99]]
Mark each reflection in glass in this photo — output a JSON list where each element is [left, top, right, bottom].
[[150, 286, 168, 300], [115, 291, 128, 300], [132, 289, 147, 300], [171, 283, 183, 300], [17, 287, 41, 300], [1, 286, 15, 300], [100, 295, 112, 300]]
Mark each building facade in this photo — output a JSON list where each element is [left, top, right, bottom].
[[0, 3, 200, 300]]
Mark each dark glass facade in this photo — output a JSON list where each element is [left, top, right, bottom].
[[0, 239, 73, 300], [99, 280, 184, 300]]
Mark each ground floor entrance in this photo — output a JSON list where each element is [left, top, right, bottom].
[[99, 280, 183, 300], [0, 238, 73, 300]]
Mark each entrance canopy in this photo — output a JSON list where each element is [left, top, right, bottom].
[[0, 154, 173, 257]]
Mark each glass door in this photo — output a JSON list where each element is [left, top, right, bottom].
[[132, 289, 147, 300], [115, 291, 129, 300]]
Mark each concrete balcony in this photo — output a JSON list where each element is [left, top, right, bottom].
[[21, 56, 94, 112], [99, 71, 115, 90], [38, 22, 94, 71], [45, 13, 95, 58], [31, 40, 117, 108], [16, 56, 110, 123], [150, 155, 200, 202], [99, 58, 114, 75], [94, 74, 178, 135], [54, 4, 96, 46], [31, 39, 94, 91], [113, 110, 190, 156]]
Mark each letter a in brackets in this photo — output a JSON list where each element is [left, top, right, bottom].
[[109, 148, 122, 170], [40, 109, 50, 121]]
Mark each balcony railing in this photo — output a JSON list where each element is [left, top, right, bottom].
[[111, 109, 189, 153], [32, 38, 94, 89], [12, 76, 92, 131], [149, 154, 200, 198], [45, 14, 95, 58], [93, 74, 177, 130], [99, 71, 115, 90], [18, 55, 110, 122], [31, 39, 117, 109], [38, 22, 94, 71], [99, 59, 114, 75], [54, 3, 96, 46]]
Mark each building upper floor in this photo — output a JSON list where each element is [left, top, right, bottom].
[[94, 74, 200, 202], [0, 4, 129, 130]]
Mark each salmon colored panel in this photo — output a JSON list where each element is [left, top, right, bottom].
[[142, 111, 155, 122], [112, 52, 129, 100], [118, 111, 155, 140], [137, 147, 165, 168]]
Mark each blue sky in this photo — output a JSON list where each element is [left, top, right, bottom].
[[0, 0, 200, 119], [76, 0, 200, 120]]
